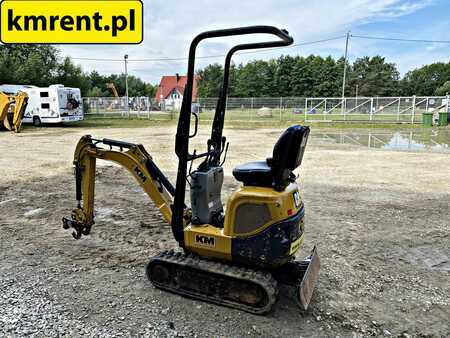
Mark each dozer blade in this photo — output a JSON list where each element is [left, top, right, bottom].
[[296, 246, 320, 310]]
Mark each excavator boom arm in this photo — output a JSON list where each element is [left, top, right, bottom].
[[63, 135, 176, 239]]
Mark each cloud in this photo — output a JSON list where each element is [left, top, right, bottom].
[[60, 0, 437, 83], [370, 0, 433, 18]]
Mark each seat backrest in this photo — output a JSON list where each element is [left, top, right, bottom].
[[268, 125, 310, 190]]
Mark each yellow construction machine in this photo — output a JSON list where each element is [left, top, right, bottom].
[[0, 91, 29, 133], [63, 26, 320, 314], [106, 83, 119, 98], [106, 83, 120, 111]]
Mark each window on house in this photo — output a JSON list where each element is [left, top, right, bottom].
[[41, 103, 50, 109], [40, 92, 49, 98]]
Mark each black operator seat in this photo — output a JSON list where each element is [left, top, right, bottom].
[[232, 125, 310, 191]]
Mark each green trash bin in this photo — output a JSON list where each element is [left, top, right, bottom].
[[422, 112, 433, 127], [438, 112, 449, 126]]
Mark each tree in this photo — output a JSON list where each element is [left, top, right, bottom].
[[435, 81, 450, 96], [347, 56, 400, 96], [234, 60, 277, 97], [145, 83, 157, 98], [197, 64, 224, 97], [195, 55, 403, 98], [86, 86, 105, 97], [54, 57, 91, 95], [275, 55, 296, 96], [401, 62, 450, 95], [0, 44, 59, 86]]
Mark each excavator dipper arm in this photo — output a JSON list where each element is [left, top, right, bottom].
[[62, 135, 176, 239]]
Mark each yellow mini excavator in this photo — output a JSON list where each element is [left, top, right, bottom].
[[0, 91, 29, 133], [63, 26, 320, 314]]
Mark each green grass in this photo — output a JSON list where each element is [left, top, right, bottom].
[[74, 116, 442, 131], [76, 118, 174, 128]]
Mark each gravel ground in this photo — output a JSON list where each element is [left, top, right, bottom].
[[0, 125, 449, 337]]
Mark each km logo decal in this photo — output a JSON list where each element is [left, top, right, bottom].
[[195, 235, 215, 247], [133, 166, 147, 182]]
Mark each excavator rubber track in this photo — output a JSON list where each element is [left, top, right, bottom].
[[146, 250, 278, 314]]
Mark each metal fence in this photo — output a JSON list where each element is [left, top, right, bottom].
[[83, 96, 450, 124]]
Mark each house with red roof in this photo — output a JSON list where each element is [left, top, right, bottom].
[[154, 74, 198, 110]]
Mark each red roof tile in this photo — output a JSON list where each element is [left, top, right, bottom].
[[154, 75, 198, 102]]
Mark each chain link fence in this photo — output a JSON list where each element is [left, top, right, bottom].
[[83, 96, 450, 124]]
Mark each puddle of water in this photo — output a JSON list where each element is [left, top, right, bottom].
[[311, 128, 450, 152]]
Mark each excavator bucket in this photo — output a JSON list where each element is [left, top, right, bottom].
[[3, 114, 12, 131], [296, 246, 320, 310], [0, 92, 28, 133]]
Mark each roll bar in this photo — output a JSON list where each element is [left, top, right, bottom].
[[172, 26, 294, 246]]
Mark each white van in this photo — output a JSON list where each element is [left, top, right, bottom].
[[0, 84, 84, 126]]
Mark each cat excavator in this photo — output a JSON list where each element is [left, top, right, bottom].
[[0, 91, 29, 133], [62, 26, 320, 314]]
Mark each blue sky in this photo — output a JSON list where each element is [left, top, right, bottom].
[[60, 0, 450, 84]]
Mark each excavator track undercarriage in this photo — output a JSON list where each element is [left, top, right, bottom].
[[147, 250, 278, 314]]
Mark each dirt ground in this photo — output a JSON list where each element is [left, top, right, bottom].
[[0, 125, 449, 337]]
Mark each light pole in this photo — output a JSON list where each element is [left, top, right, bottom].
[[124, 54, 129, 117], [341, 31, 350, 115]]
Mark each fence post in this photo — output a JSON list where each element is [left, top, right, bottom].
[[343, 97, 347, 121], [279, 97, 283, 122], [446, 95, 450, 113], [411, 95, 416, 124], [101, 100, 105, 118], [128, 97, 131, 119], [138, 99, 141, 119], [370, 98, 374, 121], [304, 98, 308, 123], [397, 98, 401, 122]]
